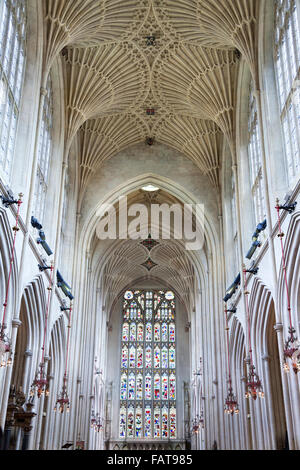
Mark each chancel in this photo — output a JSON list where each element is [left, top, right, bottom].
[[0, 0, 299, 452]]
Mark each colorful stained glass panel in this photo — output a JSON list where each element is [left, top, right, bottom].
[[145, 374, 152, 400], [119, 289, 177, 440], [162, 374, 168, 400], [137, 347, 143, 368], [145, 406, 151, 437], [162, 346, 168, 369], [122, 323, 129, 342], [154, 323, 160, 341], [162, 407, 168, 438], [130, 323, 136, 341], [169, 323, 175, 342], [146, 323, 152, 341], [162, 323, 168, 342], [137, 323, 143, 341], [154, 374, 160, 400]]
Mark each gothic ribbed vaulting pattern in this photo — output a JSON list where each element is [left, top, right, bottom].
[[63, 44, 150, 142], [102, 238, 195, 315], [44, 0, 150, 73], [153, 0, 259, 79], [41, 0, 260, 334], [43, 0, 260, 192]]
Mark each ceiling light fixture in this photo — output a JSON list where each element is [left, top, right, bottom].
[[224, 306, 240, 414], [141, 184, 159, 192], [243, 267, 264, 400]]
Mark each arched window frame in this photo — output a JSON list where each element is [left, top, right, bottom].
[[247, 79, 266, 225], [230, 171, 239, 273], [119, 289, 177, 441], [32, 74, 53, 225], [274, 0, 300, 186], [0, 0, 26, 183]]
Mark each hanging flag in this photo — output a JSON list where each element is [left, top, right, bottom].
[[223, 273, 241, 302], [36, 230, 53, 256], [31, 216, 43, 230], [57, 271, 74, 300], [246, 219, 267, 260]]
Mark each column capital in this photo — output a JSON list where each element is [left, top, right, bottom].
[[12, 319, 22, 328], [24, 350, 33, 358], [40, 87, 47, 97], [274, 323, 283, 333], [262, 354, 272, 362]]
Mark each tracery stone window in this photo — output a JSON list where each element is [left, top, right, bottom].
[[32, 75, 53, 224], [248, 80, 266, 225], [119, 289, 177, 440], [231, 172, 239, 273], [0, 0, 26, 183], [274, 0, 300, 185]]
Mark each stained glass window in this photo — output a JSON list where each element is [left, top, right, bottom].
[[119, 289, 177, 440], [119, 406, 126, 438], [0, 0, 26, 183], [122, 323, 129, 342]]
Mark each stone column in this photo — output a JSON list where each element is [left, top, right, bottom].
[[87, 394, 94, 449], [274, 323, 294, 449], [22, 350, 33, 394], [0, 319, 22, 431], [244, 356, 257, 449], [2, 401, 15, 451], [261, 354, 276, 449], [20, 402, 36, 451], [241, 375, 252, 450], [41, 373, 54, 450], [33, 355, 50, 449]]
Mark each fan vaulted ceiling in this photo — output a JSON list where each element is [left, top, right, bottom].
[[43, 0, 259, 303], [44, 0, 259, 193]]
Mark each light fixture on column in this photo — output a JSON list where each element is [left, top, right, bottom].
[[0, 193, 23, 368], [192, 358, 205, 431], [54, 374, 70, 413], [30, 262, 54, 398], [275, 198, 300, 374], [91, 409, 96, 429], [91, 413, 103, 433], [283, 327, 300, 374], [191, 413, 204, 434], [224, 384, 240, 415], [30, 362, 49, 399], [243, 268, 264, 400], [224, 306, 239, 414], [54, 302, 73, 413], [244, 364, 264, 400]]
